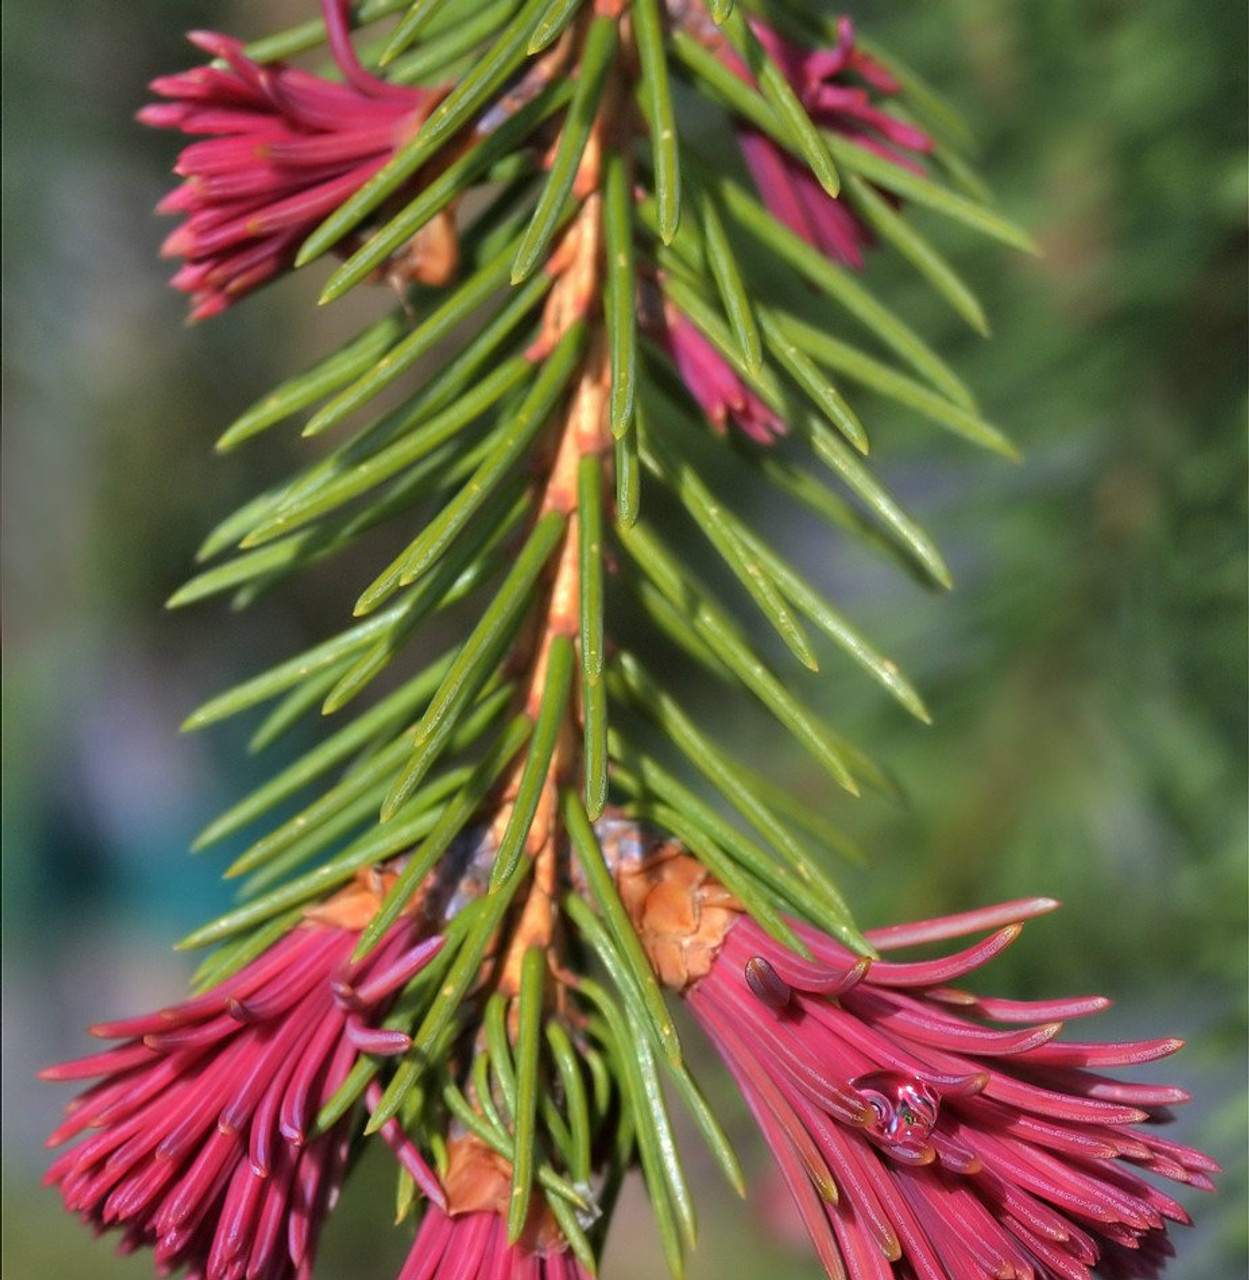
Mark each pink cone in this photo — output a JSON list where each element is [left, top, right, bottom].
[[721, 15, 934, 268], [139, 1, 438, 319], [397, 1207, 592, 1280], [657, 305, 785, 444], [43, 918, 445, 1280], [688, 900, 1216, 1280]]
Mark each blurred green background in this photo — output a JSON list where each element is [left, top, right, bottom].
[[2, 1, 1244, 1277]]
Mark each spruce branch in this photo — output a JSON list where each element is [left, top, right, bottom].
[[38, 2, 1220, 1278]]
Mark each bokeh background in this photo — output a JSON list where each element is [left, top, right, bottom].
[[3, 0, 1245, 1276]]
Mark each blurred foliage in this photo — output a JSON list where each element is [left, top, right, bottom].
[[1, 0, 1244, 1278]]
